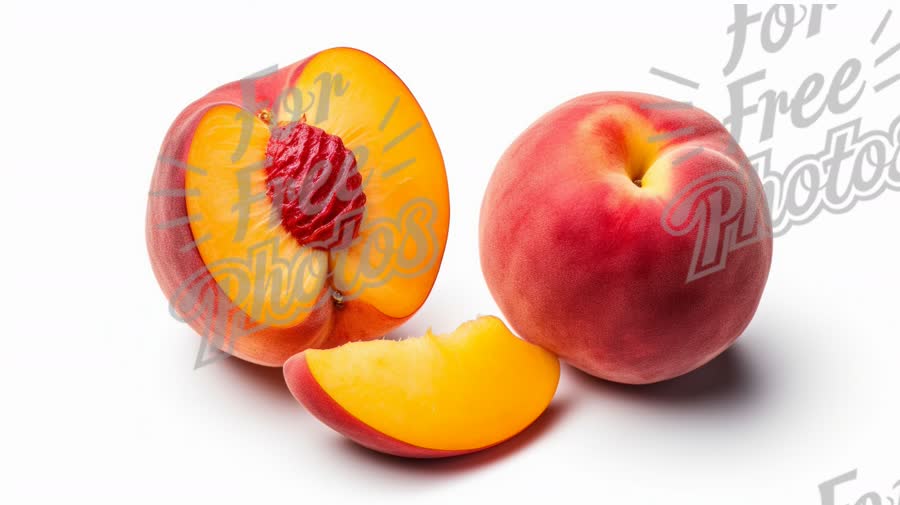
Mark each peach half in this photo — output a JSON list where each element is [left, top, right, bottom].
[[147, 48, 449, 366], [283, 316, 560, 458]]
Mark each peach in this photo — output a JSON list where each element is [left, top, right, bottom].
[[479, 93, 772, 384], [147, 47, 449, 366], [283, 316, 560, 458]]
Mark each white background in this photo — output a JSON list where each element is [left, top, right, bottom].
[[3, 1, 898, 503]]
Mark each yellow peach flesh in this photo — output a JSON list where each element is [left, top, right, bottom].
[[304, 316, 560, 451], [281, 47, 449, 319], [183, 47, 449, 330]]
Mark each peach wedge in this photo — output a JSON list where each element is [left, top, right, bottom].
[[283, 316, 560, 458]]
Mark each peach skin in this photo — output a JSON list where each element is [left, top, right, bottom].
[[479, 93, 772, 384]]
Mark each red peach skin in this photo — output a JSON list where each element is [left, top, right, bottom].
[[479, 92, 772, 384]]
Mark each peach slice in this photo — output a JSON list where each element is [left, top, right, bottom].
[[283, 316, 560, 458], [147, 47, 449, 366]]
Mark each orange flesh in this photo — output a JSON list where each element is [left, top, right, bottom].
[[184, 48, 449, 328], [304, 316, 560, 451], [185, 107, 328, 328], [288, 49, 449, 318]]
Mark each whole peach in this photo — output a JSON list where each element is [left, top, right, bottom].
[[479, 93, 772, 384]]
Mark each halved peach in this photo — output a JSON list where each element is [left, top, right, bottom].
[[283, 316, 560, 458], [147, 47, 449, 366]]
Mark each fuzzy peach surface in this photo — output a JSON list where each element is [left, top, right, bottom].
[[479, 92, 772, 384]]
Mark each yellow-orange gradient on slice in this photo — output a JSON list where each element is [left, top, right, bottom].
[[284, 316, 560, 458]]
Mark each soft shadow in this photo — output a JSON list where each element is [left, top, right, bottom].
[[331, 398, 572, 475], [381, 320, 432, 341], [380, 306, 457, 342], [220, 355, 295, 403], [379, 288, 461, 342], [567, 343, 763, 410]]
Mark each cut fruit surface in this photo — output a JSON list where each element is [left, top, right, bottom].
[[291, 48, 449, 319], [283, 316, 560, 458], [147, 47, 450, 365], [185, 105, 329, 329]]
